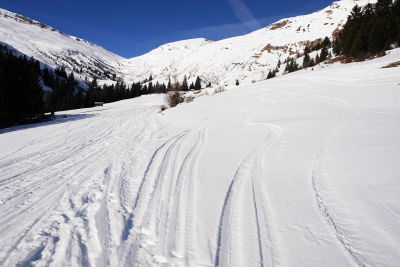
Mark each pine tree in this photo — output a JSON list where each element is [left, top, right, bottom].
[[322, 36, 331, 48], [182, 75, 189, 91], [148, 81, 154, 93], [303, 52, 311, 68], [142, 84, 148, 95], [167, 77, 172, 90], [315, 53, 320, 64], [195, 76, 202, 90], [267, 70, 276, 79], [319, 47, 329, 62]]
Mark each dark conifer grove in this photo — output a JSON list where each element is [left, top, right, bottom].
[[333, 0, 400, 58], [0, 46, 171, 129]]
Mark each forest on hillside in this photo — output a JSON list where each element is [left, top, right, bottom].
[[0, 44, 206, 129], [333, 0, 400, 58]]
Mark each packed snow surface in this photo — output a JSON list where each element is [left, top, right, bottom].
[[1, 50, 400, 266]]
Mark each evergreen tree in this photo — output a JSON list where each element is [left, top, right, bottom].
[[131, 82, 142, 97], [167, 77, 172, 90], [322, 36, 331, 48], [142, 84, 148, 95], [319, 47, 329, 62], [55, 65, 67, 79], [285, 58, 299, 73], [303, 51, 311, 68], [148, 81, 154, 94], [267, 70, 276, 79], [182, 75, 189, 91], [195, 76, 202, 90], [315, 53, 320, 64]]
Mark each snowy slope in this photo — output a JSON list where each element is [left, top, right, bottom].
[[120, 0, 377, 85], [0, 8, 123, 82], [1, 48, 399, 266]]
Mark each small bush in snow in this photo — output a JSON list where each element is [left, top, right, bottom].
[[167, 91, 184, 108], [214, 86, 225, 94], [185, 95, 195, 103], [160, 105, 168, 112]]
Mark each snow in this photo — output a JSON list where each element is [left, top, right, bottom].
[[1, 48, 399, 266]]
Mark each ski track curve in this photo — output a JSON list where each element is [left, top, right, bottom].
[[310, 96, 369, 267], [214, 124, 280, 267]]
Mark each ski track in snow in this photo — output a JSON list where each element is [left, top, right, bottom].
[[1, 50, 400, 266], [215, 124, 280, 267], [310, 100, 368, 267]]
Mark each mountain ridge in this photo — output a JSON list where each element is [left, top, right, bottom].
[[0, 0, 376, 86]]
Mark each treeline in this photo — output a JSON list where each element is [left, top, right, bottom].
[[166, 75, 206, 91], [0, 43, 208, 128], [85, 78, 167, 107], [42, 66, 87, 112], [85, 75, 206, 106], [333, 0, 400, 58], [0, 45, 45, 128], [266, 36, 332, 79], [44, 67, 170, 111]]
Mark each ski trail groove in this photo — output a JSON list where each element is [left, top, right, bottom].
[[310, 100, 369, 267], [214, 124, 279, 267]]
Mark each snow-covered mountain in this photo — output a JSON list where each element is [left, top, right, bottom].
[[0, 8, 123, 83], [120, 0, 377, 85], [0, 0, 376, 86]]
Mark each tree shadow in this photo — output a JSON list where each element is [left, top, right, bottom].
[[0, 113, 96, 135]]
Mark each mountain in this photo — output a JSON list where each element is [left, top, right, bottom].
[[0, 8, 123, 83], [120, 0, 377, 85], [0, 0, 376, 86]]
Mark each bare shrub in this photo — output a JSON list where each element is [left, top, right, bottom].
[[185, 95, 195, 103], [214, 86, 225, 94], [166, 91, 184, 108], [382, 61, 400, 68], [160, 105, 168, 112]]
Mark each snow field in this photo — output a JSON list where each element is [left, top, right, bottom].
[[0, 49, 399, 266]]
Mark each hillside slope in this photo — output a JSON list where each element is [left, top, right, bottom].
[[0, 8, 123, 83], [0, 48, 399, 266]]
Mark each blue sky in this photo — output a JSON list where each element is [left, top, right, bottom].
[[1, 0, 334, 58]]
